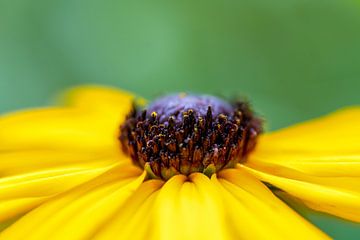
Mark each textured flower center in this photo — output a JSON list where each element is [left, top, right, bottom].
[[120, 93, 262, 180]]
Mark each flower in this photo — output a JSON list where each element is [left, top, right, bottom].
[[0, 86, 359, 240]]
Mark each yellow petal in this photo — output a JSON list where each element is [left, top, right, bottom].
[[216, 168, 330, 240], [0, 85, 135, 168], [245, 107, 360, 222], [249, 151, 360, 177], [92, 179, 164, 240], [150, 174, 187, 240], [188, 173, 231, 240], [0, 146, 136, 221], [244, 161, 360, 192], [0, 165, 143, 240], [0, 197, 50, 223], [0, 150, 121, 177], [0, 108, 121, 152], [0, 164, 117, 223], [242, 164, 360, 223], [251, 107, 360, 158], [0, 86, 138, 230], [62, 85, 136, 121], [150, 173, 230, 240], [264, 107, 360, 139]]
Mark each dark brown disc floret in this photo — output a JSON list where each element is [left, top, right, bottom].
[[119, 94, 262, 180]]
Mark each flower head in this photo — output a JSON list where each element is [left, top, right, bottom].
[[120, 93, 261, 180], [0, 86, 359, 240]]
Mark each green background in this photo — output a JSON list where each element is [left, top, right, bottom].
[[0, 0, 359, 238]]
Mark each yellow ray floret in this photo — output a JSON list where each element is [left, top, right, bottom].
[[92, 179, 163, 240], [0, 165, 143, 240], [242, 164, 360, 223], [215, 168, 330, 240], [0, 108, 119, 152], [62, 85, 136, 119], [245, 107, 360, 222], [150, 173, 231, 240], [0, 86, 137, 224]]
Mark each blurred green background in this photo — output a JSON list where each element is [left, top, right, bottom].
[[0, 0, 359, 238]]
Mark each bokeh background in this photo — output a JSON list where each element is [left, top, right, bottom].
[[0, 0, 359, 238]]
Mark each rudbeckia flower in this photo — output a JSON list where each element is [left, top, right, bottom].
[[0, 86, 359, 240]]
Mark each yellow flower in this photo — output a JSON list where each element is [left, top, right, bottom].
[[0, 86, 359, 240]]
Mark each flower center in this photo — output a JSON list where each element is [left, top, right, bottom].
[[120, 93, 262, 180]]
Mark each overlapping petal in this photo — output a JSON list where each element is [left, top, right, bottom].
[[0, 108, 119, 152], [0, 87, 135, 224], [214, 168, 329, 239], [0, 163, 116, 222], [101, 171, 329, 240], [62, 85, 136, 123], [150, 173, 231, 240], [245, 107, 360, 222], [92, 179, 163, 240], [0, 165, 143, 240]]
